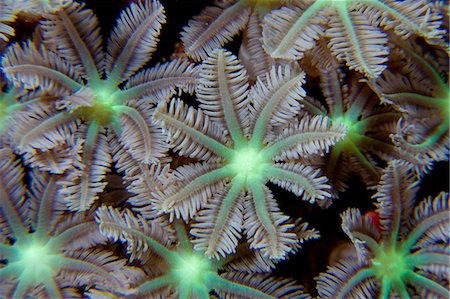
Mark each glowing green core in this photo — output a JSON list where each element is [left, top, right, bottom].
[[172, 254, 211, 285], [21, 244, 47, 262], [231, 147, 265, 177], [334, 116, 354, 131], [373, 249, 411, 281], [14, 239, 59, 280], [77, 86, 119, 125], [333, 116, 359, 144], [94, 87, 117, 106]]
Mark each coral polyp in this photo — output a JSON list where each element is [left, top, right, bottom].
[[0, 0, 447, 298]]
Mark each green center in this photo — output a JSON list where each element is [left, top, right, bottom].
[[21, 244, 47, 262], [373, 249, 411, 281], [333, 116, 360, 145], [231, 147, 264, 177], [94, 87, 117, 106], [334, 116, 354, 131], [76, 86, 119, 125], [14, 238, 59, 280], [172, 253, 212, 285]]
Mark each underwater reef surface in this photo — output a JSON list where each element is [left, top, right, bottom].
[[0, 0, 448, 298]]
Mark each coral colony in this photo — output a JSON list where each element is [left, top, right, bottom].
[[0, 0, 448, 298]]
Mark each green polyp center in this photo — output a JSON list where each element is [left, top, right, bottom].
[[334, 116, 354, 131], [172, 253, 212, 286], [231, 147, 265, 178], [373, 249, 411, 281], [21, 244, 47, 263], [333, 115, 359, 141], [14, 237, 59, 280], [78, 85, 119, 126]]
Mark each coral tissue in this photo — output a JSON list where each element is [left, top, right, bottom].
[[0, 0, 448, 298]]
